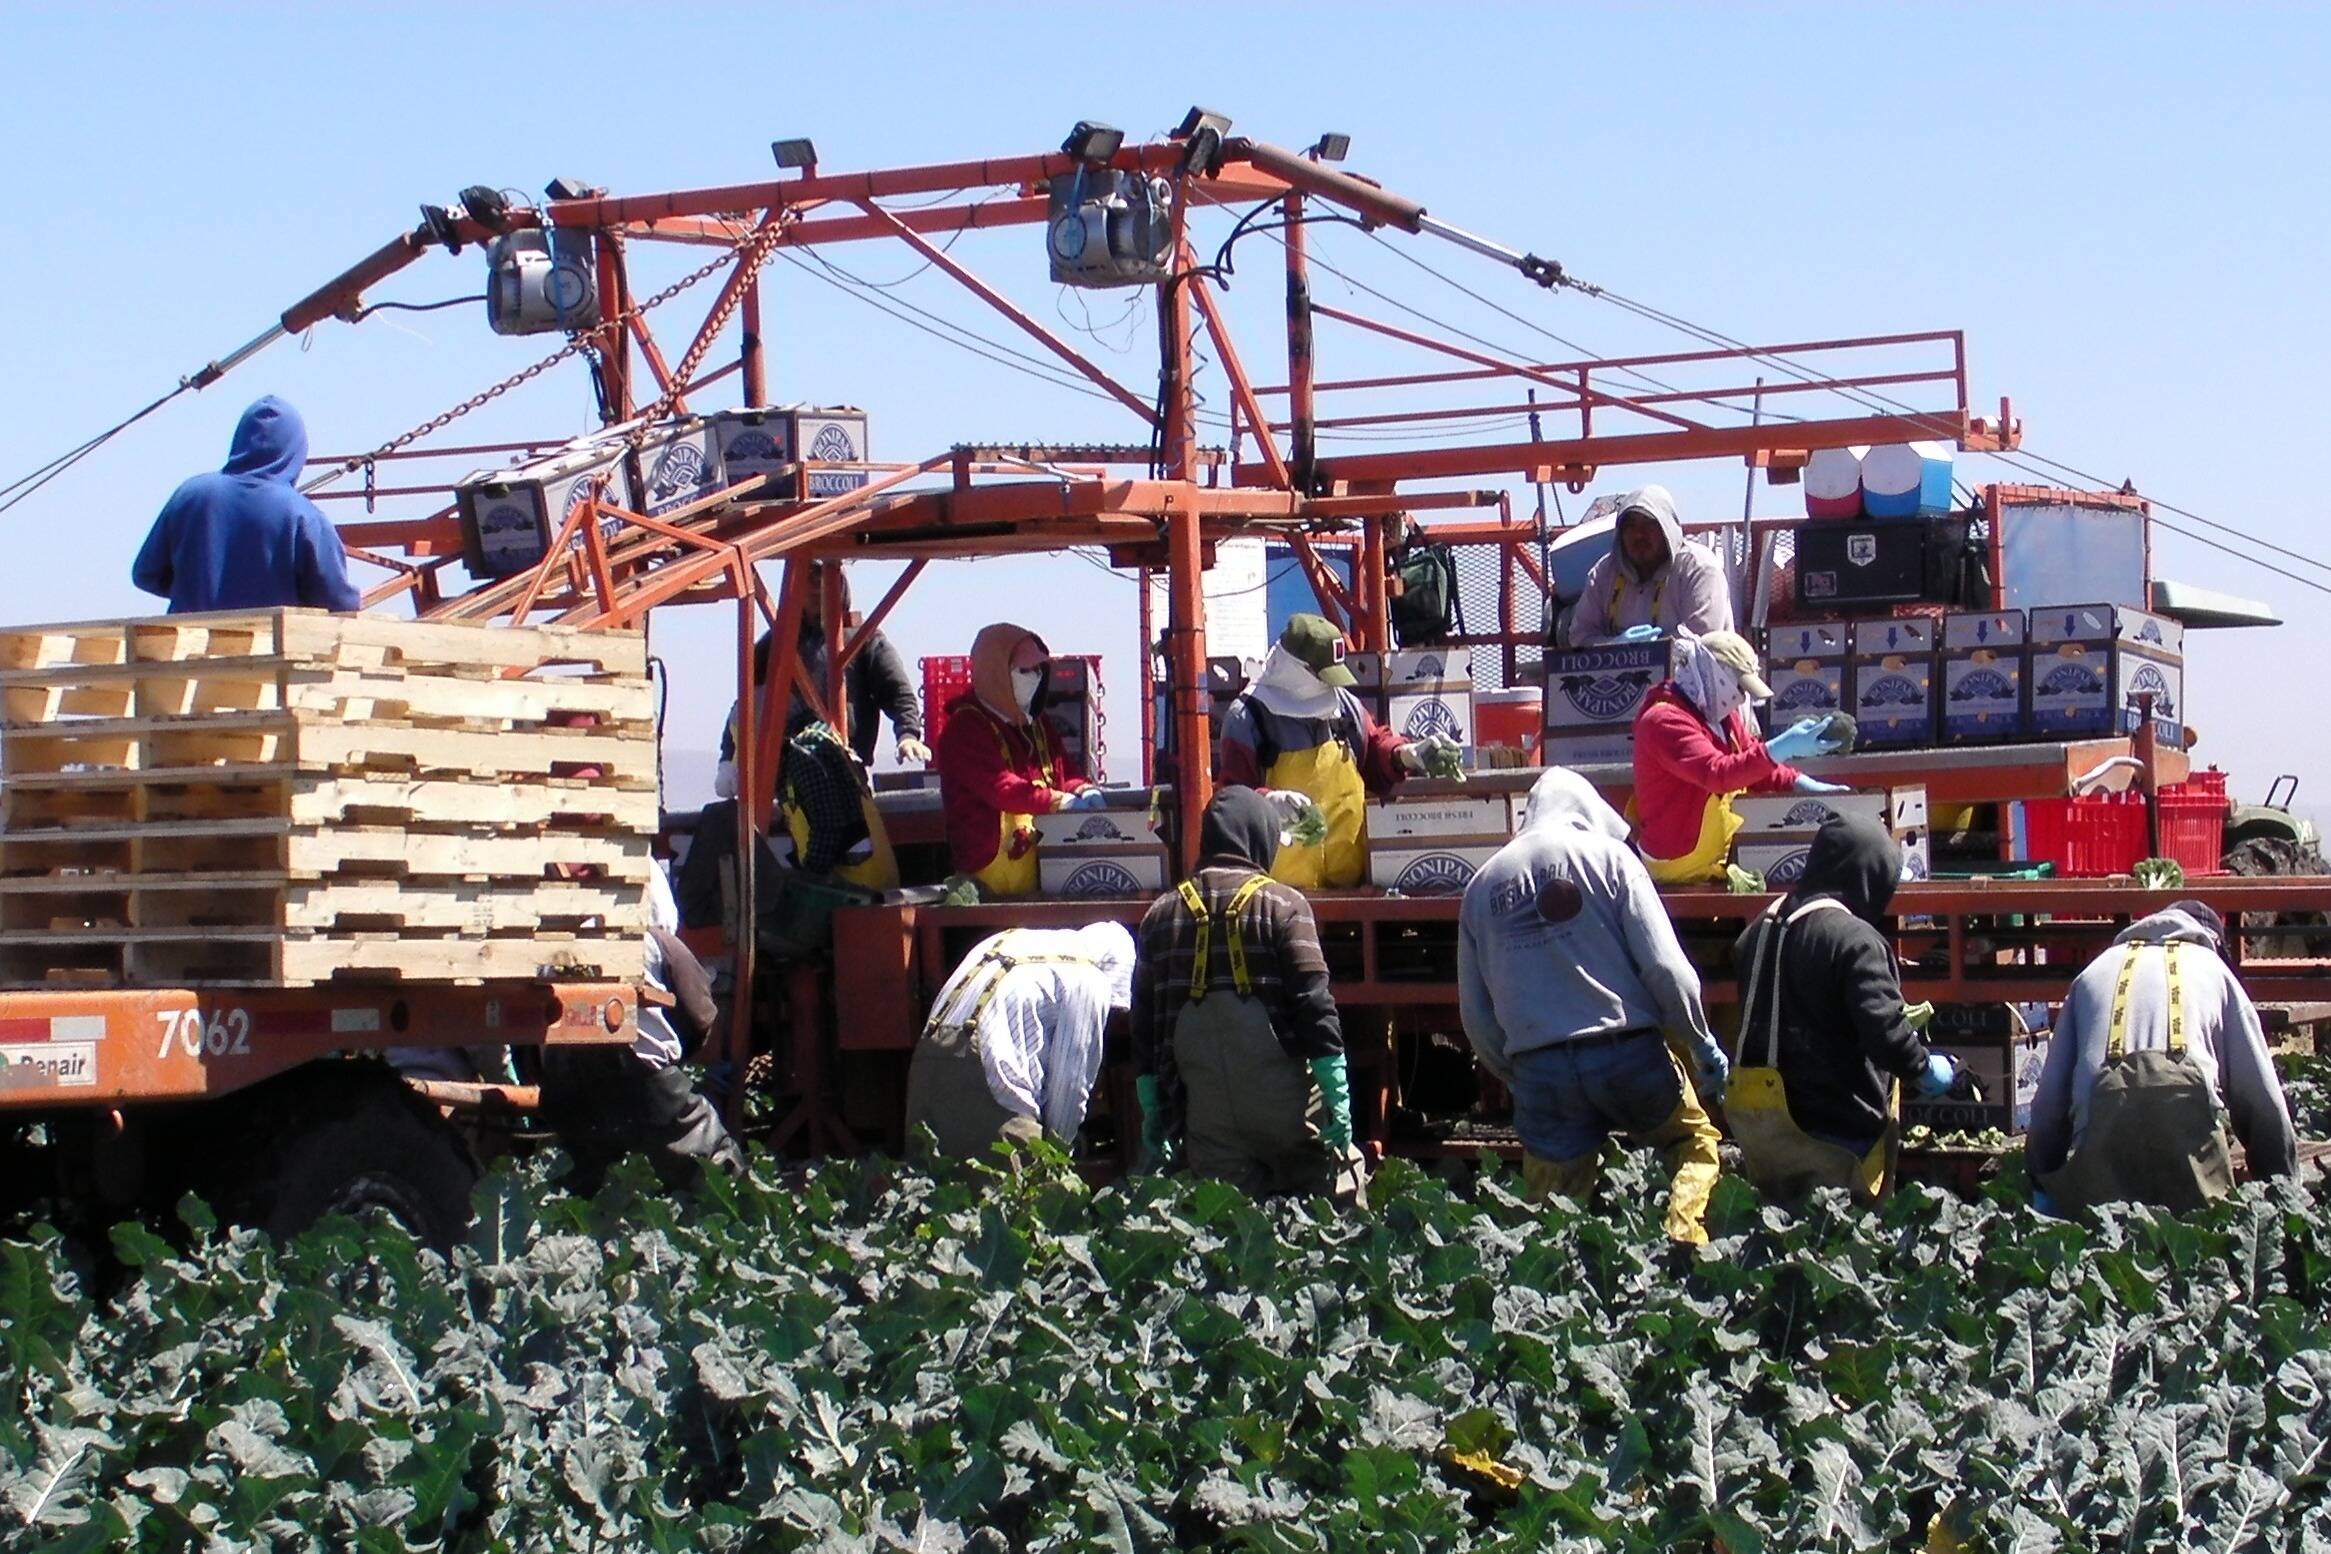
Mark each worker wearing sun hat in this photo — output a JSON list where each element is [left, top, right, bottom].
[[1218, 613, 1457, 889], [1630, 628, 1852, 885]]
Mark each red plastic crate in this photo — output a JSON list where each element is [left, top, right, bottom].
[[2156, 770, 2228, 876], [2024, 792, 2148, 878], [920, 655, 975, 747], [2024, 770, 2228, 878]]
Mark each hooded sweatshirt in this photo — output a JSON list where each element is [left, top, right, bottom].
[[1566, 485, 1734, 645], [1731, 816, 1932, 1145], [921, 921, 1132, 1139], [1131, 785, 1342, 1077], [1631, 680, 1801, 864], [1457, 767, 1718, 1081], [1218, 644, 1408, 795], [935, 622, 1087, 873], [2026, 907, 2297, 1179], [132, 397, 362, 614]]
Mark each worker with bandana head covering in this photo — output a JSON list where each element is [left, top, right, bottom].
[[2028, 899, 2297, 1213], [1458, 767, 1730, 1243], [935, 622, 1099, 897], [132, 395, 363, 614], [1131, 786, 1363, 1204], [1218, 613, 1458, 889], [903, 921, 1136, 1157], [1631, 628, 1850, 885], [1566, 485, 1733, 646]]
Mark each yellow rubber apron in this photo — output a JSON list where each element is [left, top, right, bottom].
[[1640, 789, 1746, 886], [1727, 896, 1896, 1203], [781, 790, 899, 892], [969, 715, 1058, 899], [1264, 731, 1368, 890]]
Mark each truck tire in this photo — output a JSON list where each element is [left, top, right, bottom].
[[236, 1063, 478, 1249]]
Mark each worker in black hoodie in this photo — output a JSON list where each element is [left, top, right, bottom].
[[1728, 814, 1959, 1201]]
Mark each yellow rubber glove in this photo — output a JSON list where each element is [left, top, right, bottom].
[[1903, 1000, 1936, 1033]]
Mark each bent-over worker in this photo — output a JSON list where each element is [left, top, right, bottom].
[[133, 395, 363, 615], [904, 921, 1135, 1157], [1729, 815, 1960, 1204], [2028, 900, 2296, 1214], [1218, 613, 1458, 889], [1566, 485, 1733, 646], [1458, 768, 1731, 1244], [1632, 629, 1849, 885], [1131, 786, 1364, 1203], [935, 622, 1098, 897], [539, 864, 744, 1188]]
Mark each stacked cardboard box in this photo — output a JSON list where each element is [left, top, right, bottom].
[[1032, 805, 1168, 899], [1541, 637, 1668, 767], [1940, 609, 2029, 743], [1380, 649, 1473, 747], [2028, 604, 2184, 749], [1847, 618, 1939, 748], [1763, 622, 1849, 728], [1731, 785, 1930, 886], [1366, 792, 1513, 895], [1904, 1003, 2047, 1134]]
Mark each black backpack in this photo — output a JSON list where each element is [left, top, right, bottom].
[[1390, 539, 1464, 647]]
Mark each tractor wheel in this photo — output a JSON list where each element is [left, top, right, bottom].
[[234, 1063, 479, 1249]]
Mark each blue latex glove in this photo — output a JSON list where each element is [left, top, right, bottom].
[[1915, 1051, 1961, 1099], [1617, 623, 1663, 643], [1309, 1055, 1355, 1150], [1763, 717, 1832, 762], [1134, 1074, 1177, 1169], [2032, 1187, 2060, 1217], [1068, 787, 1109, 811], [1688, 1034, 1730, 1101], [1792, 775, 1851, 796]]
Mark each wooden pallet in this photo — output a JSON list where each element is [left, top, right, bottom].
[[0, 927, 646, 989], [0, 610, 660, 990]]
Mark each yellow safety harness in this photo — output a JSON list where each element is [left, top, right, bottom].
[[1175, 875, 1272, 1002], [1611, 565, 1667, 629], [929, 932, 1088, 1037], [2107, 942, 2187, 1059]]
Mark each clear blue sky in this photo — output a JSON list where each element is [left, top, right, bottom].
[[5, 4, 2326, 816]]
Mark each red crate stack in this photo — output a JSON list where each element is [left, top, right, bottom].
[[2023, 769, 2227, 878]]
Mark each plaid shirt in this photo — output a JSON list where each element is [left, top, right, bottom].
[[1130, 864, 1342, 1072]]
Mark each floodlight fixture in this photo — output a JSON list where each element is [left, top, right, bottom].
[[771, 138, 820, 172], [1308, 132, 1352, 163], [1173, 106, 1233, 176], [1061, 120, 1125, 165]]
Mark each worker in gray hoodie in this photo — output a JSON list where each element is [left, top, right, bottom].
[[1458, 767, 1731, 1244], [2028, 899, 2296, 1214], [1566, 485, 1734, 646]]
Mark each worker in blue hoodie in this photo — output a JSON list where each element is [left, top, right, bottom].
[[132, 396, 363, 614]]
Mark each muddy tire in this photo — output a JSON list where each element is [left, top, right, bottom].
[[230, 1063, 478, 1249]]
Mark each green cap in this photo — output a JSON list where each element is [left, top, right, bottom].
[[1280, 613, 1357, 687]]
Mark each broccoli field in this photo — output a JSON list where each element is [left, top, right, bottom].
[[3, 1057, 2331, 1552]]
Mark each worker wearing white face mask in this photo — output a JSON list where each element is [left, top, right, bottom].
[[1631, 629, 1851, 885], [936, 622, 1101, 897], [1219, 613, 1458, 889]]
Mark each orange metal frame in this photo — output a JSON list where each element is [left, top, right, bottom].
[[153, 122, 2050, 1144]]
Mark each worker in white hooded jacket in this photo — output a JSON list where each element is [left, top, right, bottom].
[[1457, 767, 1731, 1243], [1567, 485, 1735, 646], [904, 921, 1135, 1158], [2027, 900, 2296, 1213]]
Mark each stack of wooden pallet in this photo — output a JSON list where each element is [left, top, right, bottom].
[[0, 610, 654, 987]]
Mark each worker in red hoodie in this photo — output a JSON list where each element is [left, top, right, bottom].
[[936, 622, 1100, 897], [1631, 629, 1850, 885]]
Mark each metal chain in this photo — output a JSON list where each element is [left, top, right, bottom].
[[621, 214, 792, 447], [303, 224, 773, 493]]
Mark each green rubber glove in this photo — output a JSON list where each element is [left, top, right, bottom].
[[1134, 1074, 1176, 1168], [1309, 1054, 1355, 1151], [1902, 1000, 1936, 1034]]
